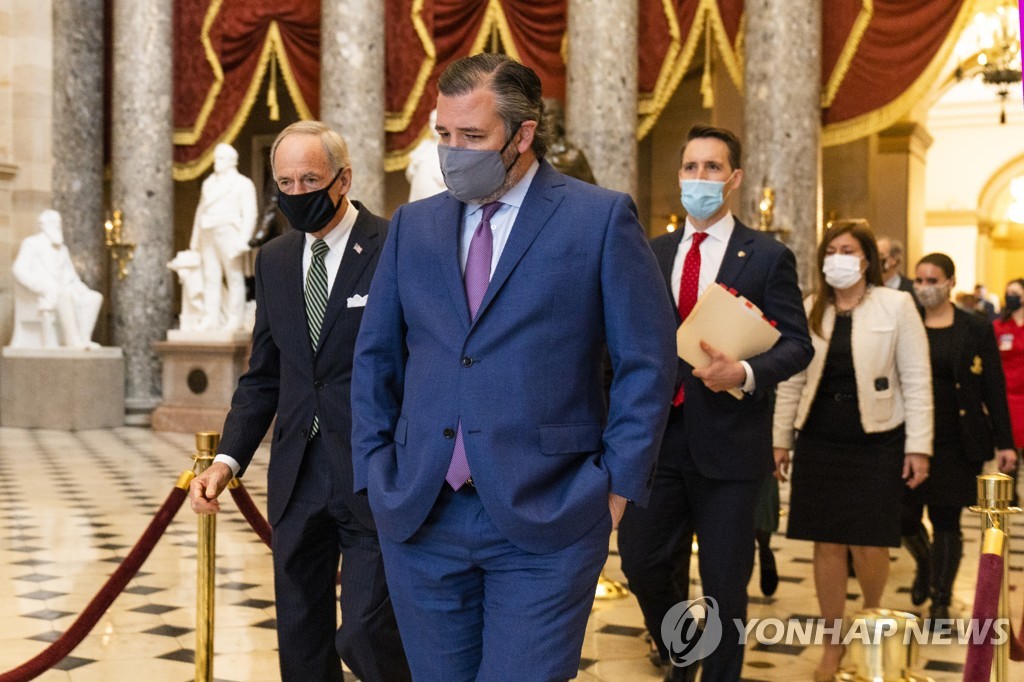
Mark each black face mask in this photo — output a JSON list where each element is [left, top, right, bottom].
[[277, 169, 343, 234], [1006, 294, 1022, 312]]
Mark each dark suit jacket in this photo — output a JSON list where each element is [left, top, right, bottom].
[[651, 220, 812, 480], [946, 308, 1015, 461], [351, 161, 677, 554], [219, 200, 387, 526], [895, 274, 916, 295]]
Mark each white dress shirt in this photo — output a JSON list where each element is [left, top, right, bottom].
[[214, 202, 360, 476], [671, 212, 755, 392], [459, 160, 540, 275]]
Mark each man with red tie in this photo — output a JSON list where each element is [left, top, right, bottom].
[[618, 125, 813, 682]]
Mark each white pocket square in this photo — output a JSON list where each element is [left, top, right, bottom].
[[347, 294, 368, 308]]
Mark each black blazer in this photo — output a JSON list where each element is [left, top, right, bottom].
[[219, 201, 387, 525], [945, 307, 1015, 461], [650, 220, 813, 480]]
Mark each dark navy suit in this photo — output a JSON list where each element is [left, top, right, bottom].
[[219, 202, 408, 682], [618, 220, 812, 681], [351, 161, 677, 679]]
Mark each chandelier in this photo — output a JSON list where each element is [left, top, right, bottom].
[[955, 0, 1022, 124]]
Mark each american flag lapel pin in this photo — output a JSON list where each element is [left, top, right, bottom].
[[353, 243, 363, 254]]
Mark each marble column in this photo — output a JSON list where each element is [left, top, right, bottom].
[[742, 0, 822, 292], [111, 0, 174, 416], [566, 0, 638, 197], [320, 0, 386, 213], [52, 0, 105, 293]]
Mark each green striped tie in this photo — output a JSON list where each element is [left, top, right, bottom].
[[305, 238, 330, 437]]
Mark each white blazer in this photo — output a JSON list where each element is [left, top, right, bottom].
[[772, 286, 933, 455]]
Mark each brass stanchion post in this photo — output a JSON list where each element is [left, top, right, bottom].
[[192, 431, 220, 682], [969, 473, 1021, 682]]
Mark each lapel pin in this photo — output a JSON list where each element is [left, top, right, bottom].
[[353, 243, 363, 254], [737, 250, 746, 258]]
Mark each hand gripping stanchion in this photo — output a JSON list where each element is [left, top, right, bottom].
[[969, 473, 1021, 682], [192, 432, 219, 682]]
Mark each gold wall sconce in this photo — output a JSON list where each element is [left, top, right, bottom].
[[104, 209, 136, 280], [758, 186, 789, 237]]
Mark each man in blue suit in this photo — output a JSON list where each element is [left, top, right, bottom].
[[189, 121, 409, 682], [351, 54, 677, 681], [617, 125, 813, 682]]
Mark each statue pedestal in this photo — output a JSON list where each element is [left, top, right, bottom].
[[0, 347, 125, 429], [151, 335, 251, 433]]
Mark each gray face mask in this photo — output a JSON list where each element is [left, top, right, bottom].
[[437, 128, 520, 203]]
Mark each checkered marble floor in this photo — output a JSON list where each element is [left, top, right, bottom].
[[0, 427, 1019, 681]]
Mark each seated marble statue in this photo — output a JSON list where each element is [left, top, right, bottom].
[[9, 209, 102, 349], [167, 249, 206, 332], [188, 143, 257, 331], [542, 97, 596, 185], [406, 109, 448, 202]]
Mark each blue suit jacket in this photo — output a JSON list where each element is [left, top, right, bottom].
[[651, 221, 812, 481], [219, 202, 386, 527], [351, 161, 677, 554]]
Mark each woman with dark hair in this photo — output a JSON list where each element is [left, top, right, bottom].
[[773, 220, 932, 680], [901, 254, 1016, 621], [993, 279, 1024, 451]]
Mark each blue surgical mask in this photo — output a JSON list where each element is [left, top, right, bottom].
[[437, 126, 521, 203], [680, 173, 735, 220]]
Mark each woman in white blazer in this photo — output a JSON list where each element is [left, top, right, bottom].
[[772, 220, 932, 681]]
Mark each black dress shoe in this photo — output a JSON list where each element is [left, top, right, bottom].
[[760, 546, 779, 597]]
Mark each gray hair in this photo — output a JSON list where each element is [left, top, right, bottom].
[[438, 53, 549, 158], [270, 120, 351, 175]]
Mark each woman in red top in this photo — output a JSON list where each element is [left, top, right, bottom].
[[993, 279, 1024, 450]]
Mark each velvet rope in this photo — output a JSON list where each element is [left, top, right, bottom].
[[0, 483, 190, 682], [963, 552, 1005, 681], [227, 481, 273, 548]]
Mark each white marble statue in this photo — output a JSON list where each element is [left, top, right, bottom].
[[167, 249, 206, 332], [9, 209, 102, 349], [188, 143, 257, 331], [406, 109, 447, 202]]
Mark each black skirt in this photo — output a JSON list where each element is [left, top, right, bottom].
[[787, 395, 906, 548]]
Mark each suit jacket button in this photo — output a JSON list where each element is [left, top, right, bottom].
[[314, 380, 324, 390], [462, 356, 474, 367], [443, 428, 455, 439]]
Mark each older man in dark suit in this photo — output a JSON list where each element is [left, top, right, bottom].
[[189, 121, 409, 682], [618, 125, 813, 682]]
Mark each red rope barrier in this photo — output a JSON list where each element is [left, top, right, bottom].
[[227, 482, 272, 548], [0, 483, 190, 682], [963, 552, 1004, 681]]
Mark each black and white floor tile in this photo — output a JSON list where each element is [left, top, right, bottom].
[[0, 427, 1018, 680]]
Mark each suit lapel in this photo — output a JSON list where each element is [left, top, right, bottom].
[[315, 205, 380, 352], [436, 194, 473, 334], [281, 232, 315, 366], [657, 231, 684, 323], [715, 220, 757, 288], [473, 161, 565, 326]]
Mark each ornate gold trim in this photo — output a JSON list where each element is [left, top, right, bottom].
[[822, 0, 976, 147], [173, 0, 225, 146], [637, 0, 695, 136], [821, 0, 873, 108], [385, 0, 437, 133], [704, 0, 743, 90], [174, 22, 306, 181], [488, 0, 522, 61]]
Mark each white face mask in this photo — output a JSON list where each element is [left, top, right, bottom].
[[822, 253, 863, 290]]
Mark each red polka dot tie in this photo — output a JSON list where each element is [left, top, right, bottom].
[[673, 231, 708, 406]]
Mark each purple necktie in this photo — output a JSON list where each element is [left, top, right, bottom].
[[446, 201, 502, 490]]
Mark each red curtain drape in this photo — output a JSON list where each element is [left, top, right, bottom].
[[173, 0, 320, 171], [824, 0, 965, 125], [170, 0, 970, 174]]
